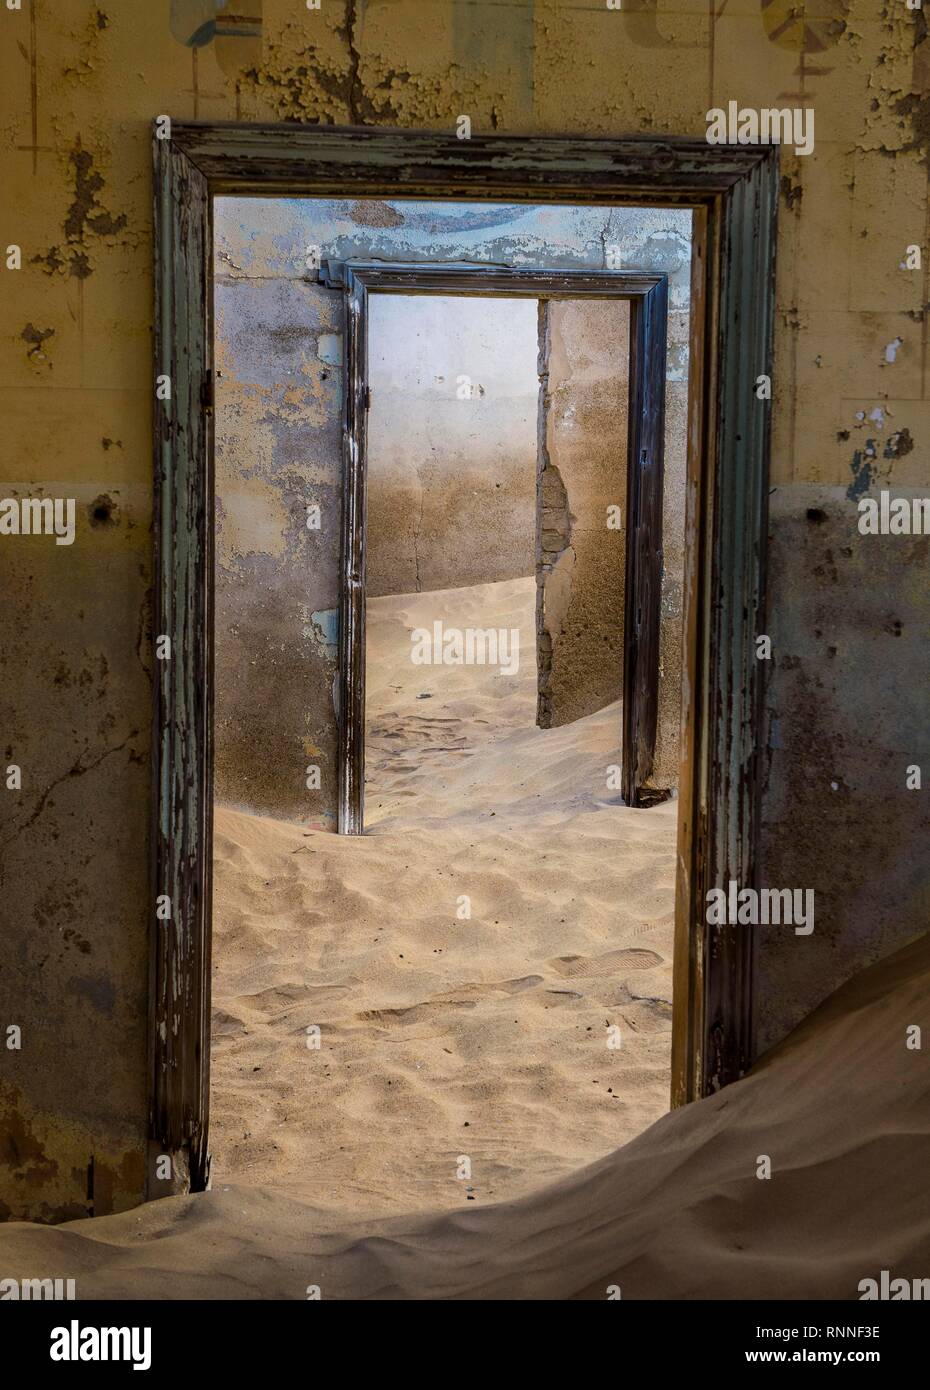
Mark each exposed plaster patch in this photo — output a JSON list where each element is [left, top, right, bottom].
[[215, 476, 290, 564], [667, 340, 689, 381], [543, 544, 577, 653], [0, 1085, 59, 1190], [309, 608, 338, 657], [349, 199, 404, 228], [65, 142, 126, 243], [335, 0, 364, 125], [317, 333, 342, 365], [21, 323, 54, 365], [31, 247, 65, 276]]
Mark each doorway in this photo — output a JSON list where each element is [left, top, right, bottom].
[[150, 124, 776, 1197], [328, 262, 669, 833]]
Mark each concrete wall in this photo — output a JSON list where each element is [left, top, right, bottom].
[[2, 0, 927, 1222], [366, 293, 538, 596], [537, 299, 631, 729], [213, 273, 342, 826]]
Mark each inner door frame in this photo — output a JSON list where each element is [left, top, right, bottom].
[[319, 260, 669, 834], [152, 123, 777, 1194]]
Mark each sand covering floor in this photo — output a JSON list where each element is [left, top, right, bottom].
[[209, 576, 678, 1214], [1, 930, 927, 1299], [6, 577, 924, 1298]]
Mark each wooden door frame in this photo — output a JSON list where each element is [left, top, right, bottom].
[[318, 260, 669, 834], [152, 122, 777, 1193]]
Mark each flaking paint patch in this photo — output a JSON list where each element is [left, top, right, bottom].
[[885, 427, 915, 459], [894, 88, 930, 158], [847, 440, 879, 500], [31, 140, 129, 280], [61, 6, 113, 82], [240, 11, 510, 130]]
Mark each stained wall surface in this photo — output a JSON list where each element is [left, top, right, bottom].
[[214, 270, 343, 825], [1, 0, 927, 1221], [757, 485, 930, 1054], [366, 293, 539, 596]]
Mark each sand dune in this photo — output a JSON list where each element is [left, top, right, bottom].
[[209, 576, 678, 1213], [1, 930, 927, 1299]]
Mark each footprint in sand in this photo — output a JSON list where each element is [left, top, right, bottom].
[[355, 976, 545, 1025], [547, 948, 663, 979]]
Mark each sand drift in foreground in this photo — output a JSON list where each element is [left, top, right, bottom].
[[1, 930, 927, 1299]]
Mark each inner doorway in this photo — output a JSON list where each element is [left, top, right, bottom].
[[326, 261, 670, 833]]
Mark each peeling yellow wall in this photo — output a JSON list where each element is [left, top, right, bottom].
[[1, 0, 928, 1220]]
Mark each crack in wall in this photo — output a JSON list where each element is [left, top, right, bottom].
[[1, 733, 139, 851]]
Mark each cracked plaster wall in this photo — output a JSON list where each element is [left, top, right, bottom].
[[1, 0, 928, 1220]]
